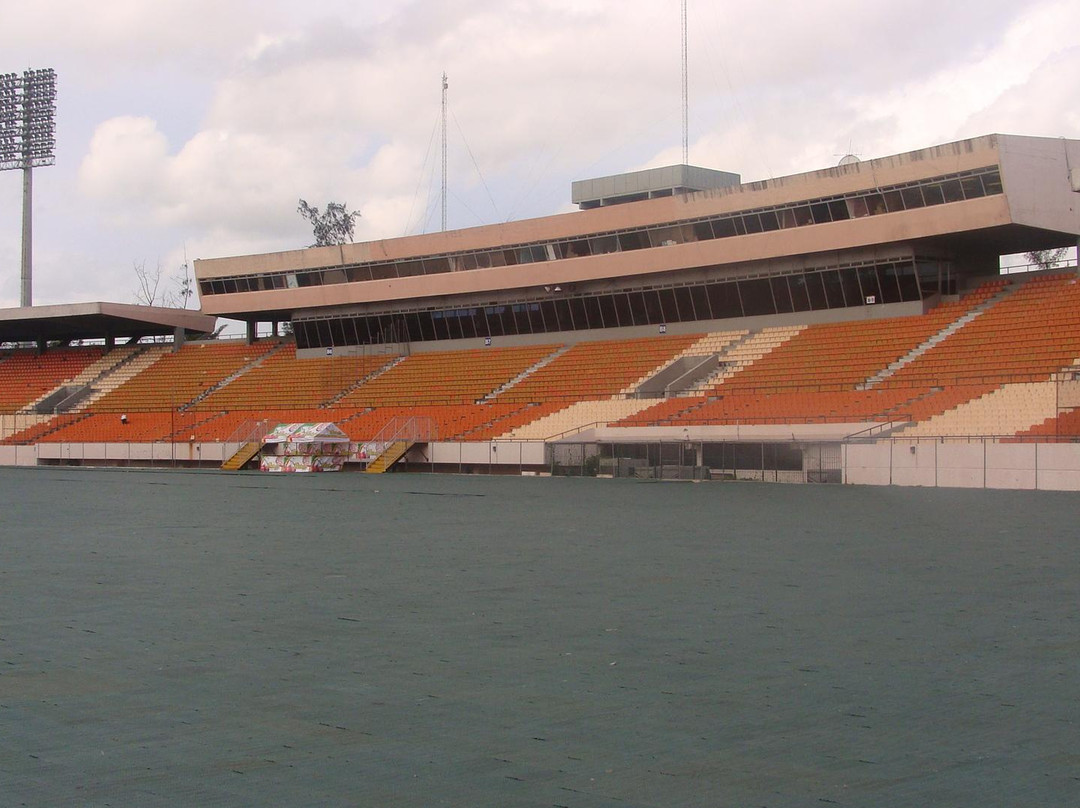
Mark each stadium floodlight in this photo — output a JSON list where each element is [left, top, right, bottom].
[[0, 68, 57, 307]]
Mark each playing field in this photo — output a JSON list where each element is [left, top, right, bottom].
[[2, 468, 1077, 806]]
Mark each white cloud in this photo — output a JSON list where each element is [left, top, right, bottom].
[[1, 0, 1078, 311]]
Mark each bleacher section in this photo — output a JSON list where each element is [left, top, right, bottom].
[[4, 272, 1080, 452], [0, 347, 104, 413]]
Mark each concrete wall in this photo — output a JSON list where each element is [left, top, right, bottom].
[[844, 440, 1080, 491]]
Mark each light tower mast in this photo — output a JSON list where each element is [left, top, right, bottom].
[[681, 0, 689, 165], [0, 68, 57, 308], [441, 72, 448, 232]]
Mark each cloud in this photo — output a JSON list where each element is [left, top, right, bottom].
[[1, 0, 1076, 312]]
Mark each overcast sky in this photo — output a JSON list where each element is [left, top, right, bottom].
[[1, 0, 1078, 313]]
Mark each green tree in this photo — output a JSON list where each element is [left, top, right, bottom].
[[297, 199, 361, 247]]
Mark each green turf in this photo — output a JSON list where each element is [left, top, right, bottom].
[[1, 467, 1077, 806]]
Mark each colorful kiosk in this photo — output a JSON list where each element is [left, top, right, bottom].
[[260, 422, 352, 472]]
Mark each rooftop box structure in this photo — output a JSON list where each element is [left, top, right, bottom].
[[571, 164, 741, 209]]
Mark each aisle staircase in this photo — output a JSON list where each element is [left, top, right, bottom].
[[364, 440, 413, 474], [222, 441, 261, 470]]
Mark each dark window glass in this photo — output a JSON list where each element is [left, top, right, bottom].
[[707, 281, 742, 319], [589, 235, 619, 255], [565, 239, 590, 258], [430, 311, 449, 341], [923, 183, 946, 206], [688, 285, 711, 320], [199, 280, 214, 295], [794, 206, 815, 226], [473, 251, 492, 269], [223, 279, 239, 293], [328, 319, 346, 346], [459, 310, 478, 339], [941, 179, 964, 203], [444, 311, 462, 340], [618, 231, 649, 251], [293, 321, 312, 349], [741, 213, 763, 234], [627, 291, 649, 325], [597, 294, 617, 328], [538, 299, 558, 332], [896, 263, 920, 301], [502, 249, 519, 266], [612, 292, 632, 327], [759, 210, 781, 232], [821, 269, 845, 308], [657, 288, 679, 322], [882, 190, 904, 213], [810, 202, 832, 223], [490, 307, 510, 337], [418, 311, 436, 341], [423, 257, 451, 274], [526, 302, 545, 333], [839, 268, 863, 307], [568, 297, 588, 329], [582, 296, 603, 329], [713, 217, 738, 238], [370, 263, 395, 280], [693, 221, 715, 241], [552, 298, 574, 330], [857, 266, 882, 303], [900, 186, 925, 209], [828, 200, 850, 221], [315, 320, 332, 346], [396, 260, 422, 277], [673, 286, 696, 321], [488, 250, 507, 268], [960, 176, 984, 199], [878, 264, 903, 304], [982, 170, 1003, 194], [864, 194, 887, 216], [771, 276, 793, 313], [804, 271, 827, 310], [789, 274, 812, 312], [507, 304, 525, 335], [739, 278, 774, 316], [462, 252, 479, 271]]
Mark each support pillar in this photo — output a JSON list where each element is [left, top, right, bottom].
[[246, 320, 257, 344], [21, 166, 32, 307]]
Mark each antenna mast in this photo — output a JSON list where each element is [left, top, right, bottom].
[[441, 72, 448, 232], [681, 0, 688, 165]]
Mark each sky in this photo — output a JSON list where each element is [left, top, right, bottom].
[[1, 0, 1078, 315]]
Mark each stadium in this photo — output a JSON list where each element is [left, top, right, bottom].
[[2, 132, 1080, 488]]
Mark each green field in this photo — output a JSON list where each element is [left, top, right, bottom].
[[2, 468, 1077, 806]]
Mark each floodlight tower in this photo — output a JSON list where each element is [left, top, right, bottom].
[[0, 68, 57, 308]]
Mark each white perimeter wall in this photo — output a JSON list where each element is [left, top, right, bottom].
[[844, 441, 1080, 490]]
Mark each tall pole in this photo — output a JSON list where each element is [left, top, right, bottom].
[[21, 164, 32, 306], [441, 72, 448, 232], [681, 0, 688, 165]]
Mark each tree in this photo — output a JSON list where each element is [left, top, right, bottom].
[[133, 260, 195, 308], [298, 199, 361, 247], [1025, 248, 1068, 271]]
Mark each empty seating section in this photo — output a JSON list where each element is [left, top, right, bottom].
[[90, 341, 279, 412], [195, 346, 395, 410], [884, 274, 1080, 388], [500, 399, 656, 440], [712, 285, 999, 395], [900, 382, 1058, 437], [0, 347, 104, 412], [496, 334, 701, 403], [5, 273, 1080, 446], [339, 345, 559, 407], [617, 388, 925, 427]]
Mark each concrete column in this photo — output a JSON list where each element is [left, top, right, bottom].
[[246, 321, 257, 344]]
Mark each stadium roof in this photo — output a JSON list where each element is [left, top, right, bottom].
[[0, 302, 217, 345]]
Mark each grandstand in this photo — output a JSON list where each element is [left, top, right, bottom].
[[2, 133, 1080, 487]]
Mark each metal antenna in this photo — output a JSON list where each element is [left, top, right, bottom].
[[441, 72, 448, 232], [681, 0, 688, 165]]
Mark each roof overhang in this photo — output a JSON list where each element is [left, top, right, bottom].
[[0, 302, 218, 345]]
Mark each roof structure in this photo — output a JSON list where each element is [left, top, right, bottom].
[[0, 302, 217, 346]]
